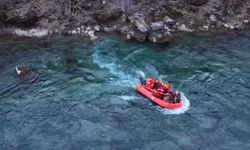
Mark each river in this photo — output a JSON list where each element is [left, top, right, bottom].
[[0, 31, 250, 149]]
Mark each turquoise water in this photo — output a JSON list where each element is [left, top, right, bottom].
[[0, 31, 250, 149]]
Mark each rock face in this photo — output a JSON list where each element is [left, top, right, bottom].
[[0, 0, 249, 44]]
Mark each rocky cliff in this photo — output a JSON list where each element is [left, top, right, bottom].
[[0, 0, 249, 43]]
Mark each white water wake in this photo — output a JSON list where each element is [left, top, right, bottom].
[[92, 39, 146, 87], [92, 39, 190, 114], [157, 92, 190, 115]]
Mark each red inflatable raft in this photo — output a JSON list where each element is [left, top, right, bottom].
[[135, 78, 183, 109]]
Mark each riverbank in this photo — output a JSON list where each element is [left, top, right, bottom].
[[0, 0, 249, 44], [1, 31, 250, 150]]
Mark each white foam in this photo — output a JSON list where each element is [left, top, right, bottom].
[[92, 41, 144, 86], [158, 92, 190, 115], [119, 95, 139, 100], [144, 63, 160, 79], [136, 70, 145, 78], [123, 48, 143, 61]]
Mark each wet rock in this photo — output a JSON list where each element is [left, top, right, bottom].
[[16, 65, 31, 76], [148, 31, 171, 44], [132, 30, 147, 42], [15, 65, 38, 83], [63, 58, 78, 72], [151, 21, 164, 31]]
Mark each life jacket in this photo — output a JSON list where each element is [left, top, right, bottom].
[[145, 79, 171, 98], [152, 81, 159, 89], [146, 78, 154, 87], [152, 89, 161, 98], [163, 83, 170, 94]]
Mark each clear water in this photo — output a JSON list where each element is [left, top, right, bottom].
[[0, 31, 250, 149]]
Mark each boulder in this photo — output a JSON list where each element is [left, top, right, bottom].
[[129, 13, 149, 33], [135, 19, 149, 32], [15, 65, 38, 83], [164, 16, 175, 24], [94, 25, 101, 31], [131, 30, 147, 42], [151, 21, 164, 30], [148, 31, 171, 44], [88, 30, 98, 40], [16, 65, 31, 76]]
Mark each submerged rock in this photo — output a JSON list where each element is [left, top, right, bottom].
[[16, 65, 31, 76], [15, 65, 38, 83]]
